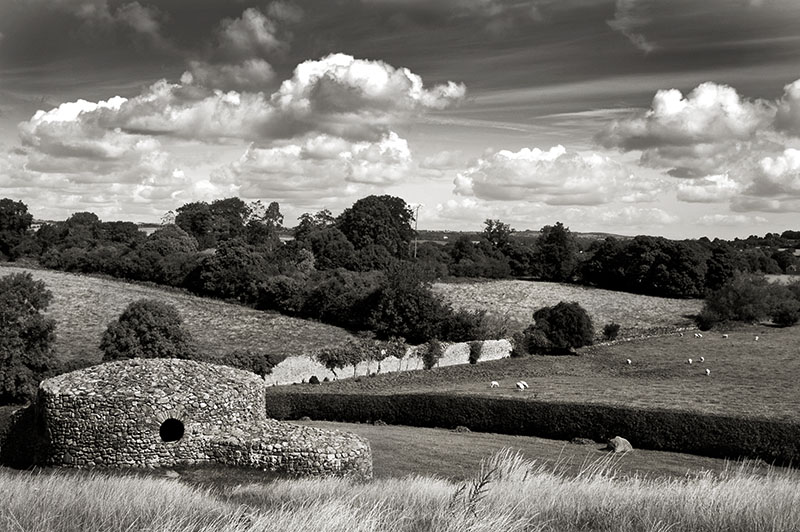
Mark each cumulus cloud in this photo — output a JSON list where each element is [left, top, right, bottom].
[[216, 7, 286, 59], [607, 0, 655, 53], [747, 148, 800, 196], [219, 131, 413, 201], [775, 79, 800, 135], [453, 145, 663, 206], [598, 206, 679, 226], [421, 150, 465, 170], [183, 59, 276, 92], [676, 174, 743, 203]]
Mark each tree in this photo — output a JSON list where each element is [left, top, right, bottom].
[[336, 195, 415, 258], [100, 299, 195, 361], [524, 301, 594, 354], [295, 209, 336, 242], [175, 201, 215, 249], [535, 222, 578, 282], [0, 272, 56, 403], [0, 198, 34, 260], [482, 219, 514, 251]]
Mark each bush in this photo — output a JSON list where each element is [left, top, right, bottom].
[[699, 273, 772, 328], [525, 301, 594, 354], [100, 299, 195, 361], [0, 273, 57, 404], [602, 322, 621, 341], [421, 339, 444, 370], [770, 296, 800, 327], [309, 375, 320, 385]]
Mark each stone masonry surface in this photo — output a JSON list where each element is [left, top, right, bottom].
[[38, 358, 371, 478]]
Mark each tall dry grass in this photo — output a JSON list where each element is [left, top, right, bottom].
[[2, 451, 799, 531]]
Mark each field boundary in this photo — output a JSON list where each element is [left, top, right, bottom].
[[265, 392, 800, 466]]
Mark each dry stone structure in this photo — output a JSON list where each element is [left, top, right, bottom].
[[37, 358, 371, 478]]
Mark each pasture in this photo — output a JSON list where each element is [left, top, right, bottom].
[[283, 323, 800, 423], [433, 279, 702, 336], [0, 265, 356, 365]]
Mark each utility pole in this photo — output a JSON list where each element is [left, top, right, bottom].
[[413, 203, 422, 259]]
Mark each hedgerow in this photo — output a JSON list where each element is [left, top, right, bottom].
[[265, 392, 800, 465]]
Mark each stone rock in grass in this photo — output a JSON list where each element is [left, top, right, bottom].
[[453, 425, 471, 433], [606, 436, 633, 453]]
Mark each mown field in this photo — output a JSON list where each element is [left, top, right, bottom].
[[278, 323, 800, 423], [433, 279, 702, 336], [0, 265, 356, 365]]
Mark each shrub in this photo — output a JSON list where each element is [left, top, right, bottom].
[[421, 339, 444, 370], [468, 341, 482, 364], [526, 301, 594, 354], [100, 299, 195, 361], [602, 322, 621, 341], [309, 375, 320, 385], [699, 273, 772, 328], [0, 273, 57, 404], [770, 296, 800, 327]]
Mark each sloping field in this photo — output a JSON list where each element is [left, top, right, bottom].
[[278, 323, 800, 423], [433, 279, 702, 335], [0, 265, 355, 364]]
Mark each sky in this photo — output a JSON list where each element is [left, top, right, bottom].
[[2, 0, 800, 238]]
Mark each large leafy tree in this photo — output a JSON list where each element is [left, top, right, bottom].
[[535, 222, 579, 282], [100, 299, 195, 361], [0, 198, 33, 260], [336, 195, 415, 258], [0, 272, 56, 403], [523, 301, 594, 355]]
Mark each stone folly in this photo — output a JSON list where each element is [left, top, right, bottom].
[[37, 358, 372, 478]]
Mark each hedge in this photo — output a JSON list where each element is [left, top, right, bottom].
[[266, 392, 800, 466]]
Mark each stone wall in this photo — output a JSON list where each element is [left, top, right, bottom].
[[37, 359, 371, 478], [265, 339, 513, 385]]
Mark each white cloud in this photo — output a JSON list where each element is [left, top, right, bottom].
[[775, 79, 800, 136], [748, 148, 800, 196], [421, 150, 465, 170], [731, 197, 800, 213], [696, 214, 768, 226], [218, 131, 413, 202], [453, 145, 663, 206], [607, 0, 656, 53], [676, 174, 743, 203], [598, 206, 679, 226]]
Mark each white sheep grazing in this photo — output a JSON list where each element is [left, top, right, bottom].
[[697, 333, 703, 338], [626, 359, 632, 365], [700, 356, 705, 362], [705, 368, 711, 376], [679, 332, 684, 337], [688, 358, 693, 364], [722, 334, 729, 339], [516, 381, 525, 391], [490, 381, 500, 388], [755, 335, 760, 341]]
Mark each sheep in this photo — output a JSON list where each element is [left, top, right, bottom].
[[516, 381, 526, 391], [687, 358, 693, 364], [490, 381, 500, 388], [626, 359, 632, 365], [700, 356, 705, 362], [679, 332, 684, 337], [722, 334, 729, 339], [519, 381, 529, 389], [755, 335, 760, 341], [697, 333, 703, 338], [705, 368, 711, 376]]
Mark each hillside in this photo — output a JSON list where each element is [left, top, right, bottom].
[[0, 265, 356, 364], [433, 279, 702, 336]]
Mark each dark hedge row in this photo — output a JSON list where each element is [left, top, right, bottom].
[[266, 392, 800, 466]]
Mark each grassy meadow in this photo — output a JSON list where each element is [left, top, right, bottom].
[[433, 279, 702, 336], [282, 323, 800, 423], [0, 264, 356, 365], [2, 450, 800, 532]]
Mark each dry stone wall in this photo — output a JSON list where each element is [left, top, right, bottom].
[[265, 339, 513, 385], [38, 359, 371, 478]]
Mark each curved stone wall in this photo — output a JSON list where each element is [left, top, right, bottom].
[[38, 359, 371, 478]]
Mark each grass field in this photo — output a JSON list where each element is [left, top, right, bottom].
[[0, 265, 356, 365], [2, 450, 800, 532], [433, 279, 702, 336], [279, 323, 800, 423]]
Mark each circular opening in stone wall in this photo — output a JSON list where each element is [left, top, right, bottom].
[[159, 418, 185, 442]]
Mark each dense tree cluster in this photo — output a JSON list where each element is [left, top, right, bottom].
[[0, 272, 56, 403]]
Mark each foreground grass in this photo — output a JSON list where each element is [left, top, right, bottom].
[[286, 323, 800, 423], [0, 265, 355, 365], [3, 451, 800, 532], [433, 279, 701, 336]]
